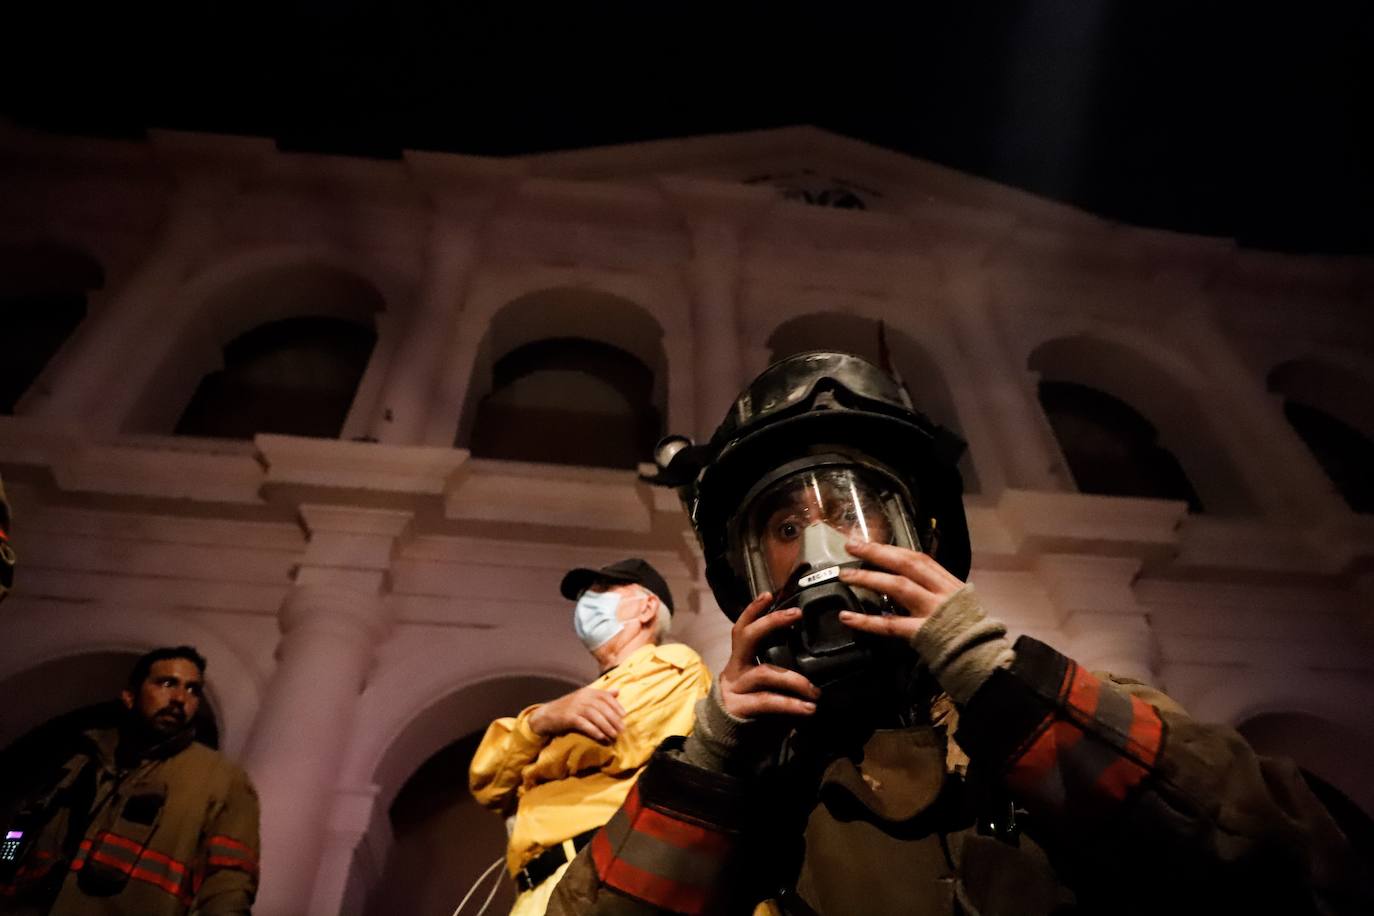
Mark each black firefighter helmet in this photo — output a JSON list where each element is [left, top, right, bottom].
[[645, 351, 971, 690]]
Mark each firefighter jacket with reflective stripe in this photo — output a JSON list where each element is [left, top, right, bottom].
[[0, 727, 260, 916], [546, 637, 1374, 915], [470, 642, 712, 877]]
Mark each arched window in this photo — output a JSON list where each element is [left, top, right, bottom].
[[457, 288, 669, 469], [1280, 403, 1374, 513], [1267, 360, 1374, 514], [767, 313, 981, 493], [0, 242, 103, 414], [1029, 335, 1253, 515], [1037, 381, 1204, 512], [174, 316, 377, 440], [467, 338, 661, 468]]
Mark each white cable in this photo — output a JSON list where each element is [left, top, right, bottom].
[[472, 858, 505, 916], [450, 856, 505, 916]]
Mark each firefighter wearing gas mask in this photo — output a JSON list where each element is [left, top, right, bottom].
[[545, 352, 1371, 916]]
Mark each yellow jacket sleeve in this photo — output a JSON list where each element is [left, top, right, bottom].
[[469, 703, 549, 813]]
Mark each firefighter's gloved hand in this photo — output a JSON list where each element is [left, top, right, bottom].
[[837, 542, 1012, 705], [681, 591, 819, 775]]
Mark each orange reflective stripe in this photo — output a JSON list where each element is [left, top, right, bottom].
[[0, 851, 61, 896], [1125, 693, 1165, 765], [92, 832, 190, 879], [82, 849, 188, 899], [207, 834, 254, 856], [620, 785, 732, 856], [206, 834, 258, 873], [70, 833, 194, 901], [1005, 662, 1168, 816], [590, 829, 710, 914]]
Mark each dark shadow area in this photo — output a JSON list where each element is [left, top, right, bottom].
[[1038, 380, 1204, 512], [1281, 402, 1374, 514], [467, 337, 661, 469], [0, 242, 104, 414], [367, 730, 514, 916], [0, 700, 219, 815], [1302, 769, 1374, 872], [174, 315, 376, 439]]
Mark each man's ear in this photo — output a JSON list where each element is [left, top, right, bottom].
[[120, 689, 135, 711], [637, 591, 659, 625]]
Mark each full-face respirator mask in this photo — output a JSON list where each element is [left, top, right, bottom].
[[644, 351, 972, 707], [733, 461, 926, 691]]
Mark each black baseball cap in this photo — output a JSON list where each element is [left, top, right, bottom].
[[559, 558, 675, 613]]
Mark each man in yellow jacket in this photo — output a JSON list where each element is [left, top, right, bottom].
[[0, 646, 260, 915], [470, 558, 711, 916]]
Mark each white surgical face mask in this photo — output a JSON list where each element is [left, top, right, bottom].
[[574, 590, 626, 650]]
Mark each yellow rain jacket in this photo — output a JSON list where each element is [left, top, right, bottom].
[[469, 642, 710, 876]]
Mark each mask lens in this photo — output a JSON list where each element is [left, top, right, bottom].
[[745, 467, 905, 593]]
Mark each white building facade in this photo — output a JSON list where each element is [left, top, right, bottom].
[[1, 122, 1372, 914]]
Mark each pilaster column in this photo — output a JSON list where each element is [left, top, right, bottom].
[[372, 155, 520, 445], [307, 786, 387, 916], [242, 506, 410, 916], [943, 266, 1065, 494], [24, 132, 265, 432], [1035, 554, 1156, 684], [1162, 292, 1347, 523], [662, 179, 773, 441]]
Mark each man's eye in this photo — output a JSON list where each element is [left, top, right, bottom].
[[776, 521, 800, 541]]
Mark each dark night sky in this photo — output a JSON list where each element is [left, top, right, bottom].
[[4, 2, 1372, 254]]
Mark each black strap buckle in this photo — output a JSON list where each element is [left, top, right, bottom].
[[514, 829, 597, 893]]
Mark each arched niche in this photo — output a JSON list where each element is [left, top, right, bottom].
[[125, 260, 386, 437], [173, 316, 378, 439], [1029, 335, 1255, 515], [0, 651, 222, 810], [0, 241, 104, 414], [766, 313, 981, 493], [1037, 381, 1204, 512], [456, 288, 668, 469], [1267, 359, 1374, 513], [357, 675, 580, 916]]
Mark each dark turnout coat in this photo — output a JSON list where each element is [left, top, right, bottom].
[[546, 637, 1372, 915], [0, 728, 259, 916]]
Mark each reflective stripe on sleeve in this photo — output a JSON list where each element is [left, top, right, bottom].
[[590, 784, 734, 913], [1005, 661, 1165, 817], [207, 834, 259, 874]]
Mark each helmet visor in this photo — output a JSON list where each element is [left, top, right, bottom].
[[741, 466, 918, 595]]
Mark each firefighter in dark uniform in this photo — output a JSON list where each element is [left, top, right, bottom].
[[545, 351, 1372, 915]]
